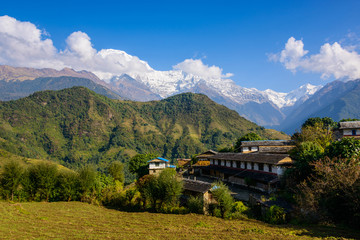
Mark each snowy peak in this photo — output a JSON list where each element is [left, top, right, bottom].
[[263, 83, 322, 109]]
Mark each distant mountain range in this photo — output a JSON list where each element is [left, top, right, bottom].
[[280, 79, 360, 133], [1, 65, 359, 133]]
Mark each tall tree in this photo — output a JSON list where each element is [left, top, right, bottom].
[[0, 160, 23, 201], [108, 161, 124, 184], [78, 165, 98, 202]]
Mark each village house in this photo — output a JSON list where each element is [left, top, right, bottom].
[[336, 121, 360, 139], [182, 178, 213, 213], [148, 157, 176, 175], [198, 140, 295, 193], [194, 150, 218, 166]]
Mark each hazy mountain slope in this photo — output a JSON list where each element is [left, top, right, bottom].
[[0, 87, 288, 169], [109, 74, 161, 101], [0, 76, 122, 101], [0, 65, 101, 83], [280, 79, 360, 133]]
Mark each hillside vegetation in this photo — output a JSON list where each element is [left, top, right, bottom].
[[0, 87, 288, 170], [0, 201, 358, 240]]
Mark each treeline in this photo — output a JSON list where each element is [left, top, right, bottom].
[[0, 157, 253, 221], [0, 161, 124, 203]]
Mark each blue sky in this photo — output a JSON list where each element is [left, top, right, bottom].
[[1, 0, 360, 92]]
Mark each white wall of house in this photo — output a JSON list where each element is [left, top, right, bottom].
[[214, 160, 218, 165], [242, 147, 250, 152], [232, 161, 237, 168], [241, 162, 245, 169], [210, 159, 213, 165], [149, 162, 166, 169], [226, 160, 231, 167], [264, 164, 269, 172], [254, 163, 259, 171], [251, 147, 258, 152], [344, 129, 360, 136], [246, 163, 252, 170], [221, 160, 225, 166]]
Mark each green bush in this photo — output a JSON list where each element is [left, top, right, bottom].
[[264, 205, 286, 224], [211, 181, 234, 218], [233, 201, 248, 214], [187, 195, 204, 214]]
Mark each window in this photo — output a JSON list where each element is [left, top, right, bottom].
[[269, 164, 272, 173], [352, 130, 357, 136], [155, 162, 160, 167], [236, 161, 241, 168]]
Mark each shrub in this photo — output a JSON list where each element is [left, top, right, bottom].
[[211, 181, 234, 218], [187, 195, 204, 214], [264, 205, 286, 224], [233, 201, 248, 214]]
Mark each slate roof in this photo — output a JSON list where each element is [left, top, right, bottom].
[[339, 121, 360, 129], [183, 179, 212, 193], [207, 153, 293, 165], [196, 150, 218, 158], [241, 140, 294, 147]]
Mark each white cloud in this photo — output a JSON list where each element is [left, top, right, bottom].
[[0, 15, 63, 69], [173, 58, 233, 80], [0, 15, 232, 83], [65, 31, 96, 60], [273, 37, 360, 80]]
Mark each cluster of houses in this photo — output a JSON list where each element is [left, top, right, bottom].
[[147, 121, 360, 208]]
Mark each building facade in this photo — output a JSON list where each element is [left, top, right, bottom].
[[199, 140, 294, 193]]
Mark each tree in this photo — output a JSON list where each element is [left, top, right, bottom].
[[108, 161, 124, 184], [157, 168, 183, 208], [293, 122, 333, 150], [78, 165, 98, 202], [129, 153, 157, 178], [211, 181, 234, 218], [234, 133, 262, 152], [325, 137, 360, 159], [136, 168, 183, 211], [302, 117, 336, 130], [0, 160, 24, 201], [295, 157, 360, 227], [287, 141, 324, 184], [136, 174, 159, 209], [56, 170, 79, 202], [24, 162, 58, 201]]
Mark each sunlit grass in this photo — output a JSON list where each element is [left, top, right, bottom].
[[0, 201, 359, 239]]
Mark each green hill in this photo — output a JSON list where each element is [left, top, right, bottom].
[[0, 87, 288, 170]]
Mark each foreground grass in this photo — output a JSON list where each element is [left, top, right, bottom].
[[0, 202, 359, 240]]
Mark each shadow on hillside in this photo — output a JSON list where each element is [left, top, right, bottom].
[[277, 223, 360, 239]]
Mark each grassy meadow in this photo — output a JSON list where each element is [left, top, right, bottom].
[[0, 201, 359, 240]]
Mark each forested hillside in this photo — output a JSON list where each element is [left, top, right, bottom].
[[0, 87, 288, 169]]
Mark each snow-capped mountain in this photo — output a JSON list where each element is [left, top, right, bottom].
[[262, 83, 323, 109], [108, 69, 321, 127]]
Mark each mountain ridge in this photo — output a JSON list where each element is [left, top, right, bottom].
[[0, 87, 289, 169]]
